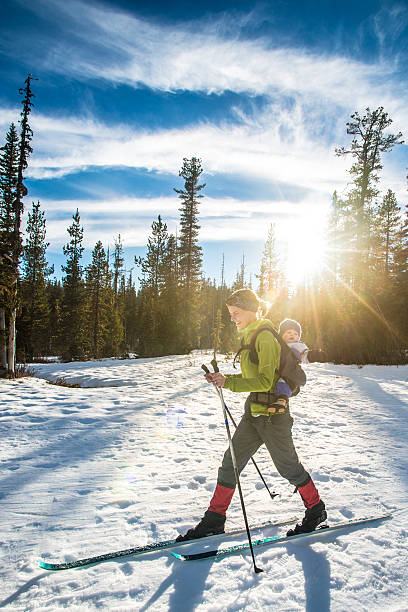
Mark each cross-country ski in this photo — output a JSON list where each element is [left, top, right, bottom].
[[37, 517, 296, 571], [172, 514, 392, 561]]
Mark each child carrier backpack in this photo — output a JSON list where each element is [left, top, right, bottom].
[[234, 325, 307, 395]]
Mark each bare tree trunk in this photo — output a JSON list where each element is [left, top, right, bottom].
[[0, 308, 7, 368], [7, 308, 16, 376]]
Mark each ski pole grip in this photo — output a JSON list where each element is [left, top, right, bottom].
[[201, 364, 210, 374], [211, 359, 219, 373]]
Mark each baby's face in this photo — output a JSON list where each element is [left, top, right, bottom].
[[282, 329, 300, 343]]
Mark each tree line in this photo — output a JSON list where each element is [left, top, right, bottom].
[[292, 107, 407, 364], [0, 78, 407, 374]]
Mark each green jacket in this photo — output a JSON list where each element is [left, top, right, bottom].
[[224, 318, 281, 416]]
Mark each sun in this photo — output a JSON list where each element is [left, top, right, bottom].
[[281, 207, 328, 287]]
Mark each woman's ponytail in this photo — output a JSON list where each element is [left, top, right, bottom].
[[257, 298, 270, 317]]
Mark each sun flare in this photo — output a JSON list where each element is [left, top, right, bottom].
[[281, 208, 328, 287]]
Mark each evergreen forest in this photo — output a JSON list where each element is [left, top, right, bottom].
[[1, 77, 407, 375]]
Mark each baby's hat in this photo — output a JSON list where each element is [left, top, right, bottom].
[[278, 318, 302, 338]]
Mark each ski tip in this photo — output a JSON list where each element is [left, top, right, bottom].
[[37, 559, 56, 570], [171, 552, 186, 561]]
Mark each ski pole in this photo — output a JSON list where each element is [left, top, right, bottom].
[[202, 364, 278, 501], [202, 361, 263, 574]]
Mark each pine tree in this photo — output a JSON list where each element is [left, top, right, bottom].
[[112, 234, 124, 295], [136, 215, 169, 355], [85, 241, 113, 358], [220, 253, 225, 288], [335, 107, 403, 291], [196, 277, 217, 350], [45, 280, 63, 356], [0, 123, 19, 369], [326, 191, 344, 285], [257, 223, 280, 298], [0, 76, 37, 374], [174, 157, 205, 350], [122, 271, 138, 355], [392, 191, 408, 337], [14, 76, 35, 264], [232, 253, 246, 291], [335, 107, 403, 213], [60, 210, 86, 361], [7, 76, 36, 373], [140, 215, 169, 293], [212, 308, 224, 356], [18, 201, 53, 361], [374, 190, 401, 278], [158, 233, 183, 352]]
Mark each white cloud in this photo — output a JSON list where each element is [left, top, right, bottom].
[[26, 194, 328, 250], [2, 100, 405, 211], [9, 0, 406, 126], [0, 104, 353, 194]]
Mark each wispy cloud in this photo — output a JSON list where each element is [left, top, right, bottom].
[[36, 194, 325, 249], [369, 4, 408, 55], [0, 103, 355, 193], [1, 100, 405, 207], [1, 0, 406, 223], [7, 0, 407, 117]]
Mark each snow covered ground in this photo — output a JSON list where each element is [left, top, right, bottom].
[[1, 354, 408, 611]]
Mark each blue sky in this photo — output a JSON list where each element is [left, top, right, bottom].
[[0, 0, 407, 287]]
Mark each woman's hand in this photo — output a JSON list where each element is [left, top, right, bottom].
[[204, 372, 226, 388]]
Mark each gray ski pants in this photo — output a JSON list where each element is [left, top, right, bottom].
[[217, 397, 309, 489]]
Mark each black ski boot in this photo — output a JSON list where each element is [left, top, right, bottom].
[[286, 500, 327, 536], [176, 510, 226, 542]]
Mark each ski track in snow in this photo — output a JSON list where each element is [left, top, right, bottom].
[[1, 354, 408, 611]]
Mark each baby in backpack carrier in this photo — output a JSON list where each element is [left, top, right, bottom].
[[274, 318, 309, 409]]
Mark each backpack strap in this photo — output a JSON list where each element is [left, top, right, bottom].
[[233, 325, 279, 369], [233, 325, 306, 393]]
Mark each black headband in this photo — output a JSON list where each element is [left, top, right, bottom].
[[226, 295, 259, 312]]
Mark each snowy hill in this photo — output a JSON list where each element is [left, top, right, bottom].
[[1, 355, 407, 610]]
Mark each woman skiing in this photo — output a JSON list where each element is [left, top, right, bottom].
[[177, 288, 327, 541]]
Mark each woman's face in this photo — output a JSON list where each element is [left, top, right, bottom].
[[227, 305, 257, 331]]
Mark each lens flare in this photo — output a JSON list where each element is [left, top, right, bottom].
[[157, 408, 187, 439], [281, 206, 328, 287]]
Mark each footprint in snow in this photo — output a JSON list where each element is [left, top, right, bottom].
[[110, 500, 134, 509], [343, 466, 372, 477], [313, 473, 330, 482], [76, 417, 97, 424], [120, 563, 133, 576]]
